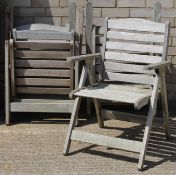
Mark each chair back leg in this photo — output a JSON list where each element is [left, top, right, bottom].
[[159, 70, 170, 139]]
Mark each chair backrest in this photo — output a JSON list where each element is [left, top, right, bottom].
[[10, 27, 75, 99], [101, 18, 169, 86]]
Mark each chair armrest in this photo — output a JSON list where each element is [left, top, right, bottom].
[[144, 61, 171, 70], [67, 53, 101, 62]]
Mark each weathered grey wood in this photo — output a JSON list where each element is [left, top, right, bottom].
[[9, 39, 16, 97], [71, 131, 142, 153], [105, 52, 162, 64], [74, 83, 152, 109], [63, 66, 88, 155], [85, 2, 94, 118], [16, 78, 70, 87], [69, 2, 76, 31], [11, 99, 74, 113], [144, 61, 171, 70], [15, 41, 71, 50], [106, 41, 163, 54], [6, 10, 78, 124], [104, 62, 155, 74], [16, 23, 69, 32], [138, 75, 160, 170], [63, 97, 82, 155], [107, 31, 164, 43], [67, 53, 101, 62], [101, 110, 163, 125], [17, 87, 70, 95], [16, 69, 71, 78], [64, 18, 170, 170], [5, 40, 10, 125], [15, 60, 71, 69], [15, 50, 71, 59], [85, 58, 104, 128], [108, 18, 165, 33], [86, 2, 93, 54], [154, 2, 161, 23], [159, 69, 170, 139], [101, 18, 108, 62], [162, 22, 170, 62], [15, 30, 72, 40], [104, 72, 155, 85]]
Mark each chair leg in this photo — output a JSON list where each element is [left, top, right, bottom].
[[138, 104, 155, 170], [5, 103, 10, 126], [160, 78, 170, 140], [138, 75, 160, 170], [63, 97, 82, 156], [93, 99, 104, 128], [5, 88, 10, 126]]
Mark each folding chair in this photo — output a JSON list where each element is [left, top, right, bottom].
[[63, 18, 171, 170]]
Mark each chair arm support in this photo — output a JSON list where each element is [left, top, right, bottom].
[[144, 61, 171, 70], [67, 53, 101, 62]]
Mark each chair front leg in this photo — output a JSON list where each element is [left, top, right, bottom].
[[63, 97, 82, 155], [138, 75, 160, 170]]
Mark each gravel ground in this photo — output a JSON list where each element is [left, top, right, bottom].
[[0, 113, 175, 175]]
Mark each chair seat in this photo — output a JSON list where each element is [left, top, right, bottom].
[[74, 83, 153, 109]]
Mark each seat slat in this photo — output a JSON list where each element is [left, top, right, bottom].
[[106, 41, 163, 54], [105, 52, 162, 64], [71, 130, 142, 153], [16, 78, 70, 86], [15, 30, 72, 40], [15, 50, 71, 59], [16, 69, 71, 78], [15, 60, 71, 69], [74, 83, 151, 103], [16, 87, 70, 95], [107, 31, 164, 43], [104, 72, 155, 85], [108, 18, 165, 33], [104, 62, 155, 74], [15, 41, 71, 50]]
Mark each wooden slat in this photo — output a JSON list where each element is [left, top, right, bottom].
[[16, 23, 69, 32], [101, 110, 163, 125], [16, 69, 71, 78], [104, 72, 155, 85], [71, 130, 142, 153], [16, 78, 70, 86], [15, 30, 72, 40], [105, 52, 162, 64], [15, 59, 71, 69], [16, 87, 70, 95], [11, 99, 74, 113], [107, 31, 164, 43], [74, 83, 151, 106], [106, 41, 163, 54], [108, 18, 165, 33], [104, 62, 155, 74], [15, 41, 71, 50], [15, 50, 71, 59]]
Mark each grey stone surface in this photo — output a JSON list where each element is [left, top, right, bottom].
[[0, 114, 175, 175]]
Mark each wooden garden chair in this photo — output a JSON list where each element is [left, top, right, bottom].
[[63, 18, 171, 170], [5, 23, 78, 125]]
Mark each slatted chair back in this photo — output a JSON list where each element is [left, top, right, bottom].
[[10, 28, 75, 99], [101, 18, 169, 86]]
